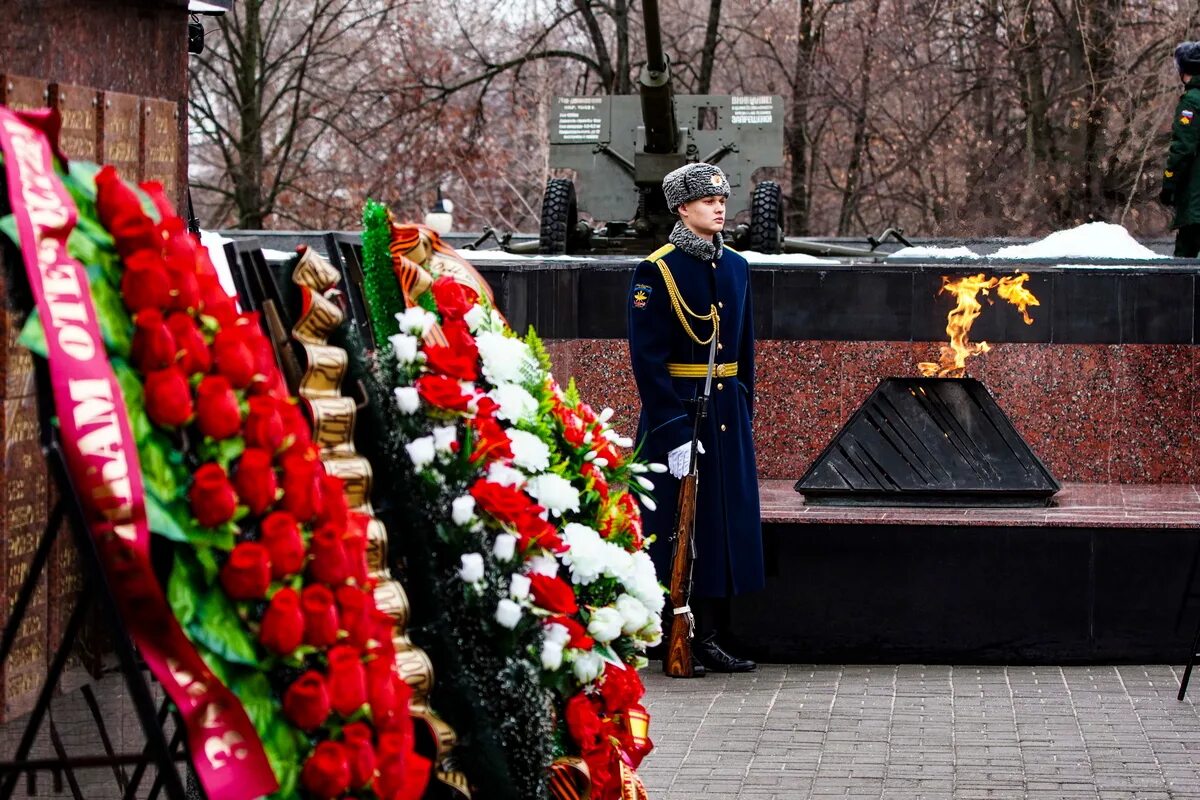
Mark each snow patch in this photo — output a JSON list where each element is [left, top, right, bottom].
[[888, 245, 981, 259], [991, 222, 1164, 260]]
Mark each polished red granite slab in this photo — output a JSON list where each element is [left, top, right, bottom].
[[761, 480, 1200, 528], [546, 339, 1200, 484]]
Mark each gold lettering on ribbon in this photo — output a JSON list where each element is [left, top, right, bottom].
[[289, 246, 468, 796]]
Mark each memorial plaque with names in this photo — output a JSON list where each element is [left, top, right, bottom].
[[0, 250, 35, 402], [99, 90, 141, 180], [0, 74, 48, 112], [0, 393, 49, 721], [51, 83, 99, 163], [141, 97, 180, 209]]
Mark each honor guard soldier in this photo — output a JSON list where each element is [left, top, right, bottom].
[[627, 162, 764, 674], [1162, 41, 1200, 258]]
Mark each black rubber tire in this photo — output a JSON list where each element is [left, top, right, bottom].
[[538, 178, 578, 255], [748, 180, 783, 254]]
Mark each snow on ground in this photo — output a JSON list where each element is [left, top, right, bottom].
[[991, 221, 1164, 260], [451, 248, 592, 261], [739, 250, 835, 265], [888, 245, 981, 259]]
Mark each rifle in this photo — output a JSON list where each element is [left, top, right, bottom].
[[664, 331, 719, 678]]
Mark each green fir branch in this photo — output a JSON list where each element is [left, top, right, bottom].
[[361, 200, 403, 342]]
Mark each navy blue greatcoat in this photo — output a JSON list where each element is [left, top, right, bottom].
[[627, 242, 764, 598]]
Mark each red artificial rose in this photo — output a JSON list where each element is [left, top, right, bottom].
[[551, 615, 595, 651], [280, 444, 326, 522], [377, 721, 414, 763], [376, 750, 431, 800], [415, 374, 472, 412], [188, 463, 237, 527], [422, 319, 478, 381], [131, 309, 178, 373], [165, 312, 212, 376], [259, 587, 304, 655], [168, 264, 201, 314], [367, 653, 413, 731], [300, 741, 351, 799], [120, 250, 173, 313], [367, 609, 397, 654], [284, 671, 332, 731], [327, 644, 368, 716], [342, 524, 369, 585], [308, 528, 349, 586], [301, 584, 340, 647], [315, 473, 348, 533], [336, 585, 374, 647], [143, 367, 194, 428], [565, 693, 605, 751], [198, 274, 238, 327], [598, 663, 645, 714], [468, 479, 530, 527], [139, 180, 176, 222], [244, 396, 286, 453], [194, 375, 242, 440], [95, 165, 159, 256], [514, 507, 564, 553], [467, 415, 512, 463], [234, 448, 278, 515], [431, 276, 480, 320], [241, 317, 278, 383], [219, 541, 272, 600], [212, 327, 256, 388], [474, 394, 499, 418], [529, 573, 578, 615], [278, 400, 312, 455], [341, 722, 377, 790], [260, 511, 305, 578]]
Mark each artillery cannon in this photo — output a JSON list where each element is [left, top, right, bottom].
[[534, 0, 786, 255]]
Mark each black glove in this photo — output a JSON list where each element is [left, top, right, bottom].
[[1161, 186, 1176, 206]]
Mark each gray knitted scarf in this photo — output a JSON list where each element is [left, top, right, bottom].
[[669, 221, 724, 262]]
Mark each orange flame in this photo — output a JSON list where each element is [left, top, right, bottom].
[[917, 273, 1038, 378]]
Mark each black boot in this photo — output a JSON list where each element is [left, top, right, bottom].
[[694, 633, 756, 673]]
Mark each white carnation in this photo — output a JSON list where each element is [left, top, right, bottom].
[[393, 386, 420, 414], [541, 641, 564, 671], [528, 554, 559, 577], [493, 532, 517, 561], [388, 333, 419, 364], [509, 572, 531, 599], [571, 650, 604, 684], [405, 436, 436, 469], [486, 462, 525, 488], [489, 383, 539, 424], [395, 306, 436, 336], [615, 594, 651, 635], [451, 495, 476, 526], [628, 551, 666, 614], [526, 474, 580, 517], [544, 622, 571, 647], [560, 523, 606, 585], [587, 606, 624, 643], [432, 425, 457, 452], [507, 429, 550, 473], [476, 332, 536, 386], [458, 553, 484, 584], [495, 599, 523, 629]]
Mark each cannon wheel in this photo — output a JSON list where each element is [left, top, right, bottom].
[[539, 178, 579, 255], [748, 180, 783, 254]]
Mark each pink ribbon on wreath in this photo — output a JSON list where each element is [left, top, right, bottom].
[[0, 106, 278, 800]]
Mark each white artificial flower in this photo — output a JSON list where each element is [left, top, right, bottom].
[[495, 598, 523, 629], [405, 436, 436, 469], [541, 641, 564, 671], [388, 333, 419, 364], [605, 546, 635, 585], [614, 436, 633, 448], [526, 474, 580, 517], [507, 429, 551, 473], [616, 594, 651, 636], [432, 425, 457, 452], [393, 386, 420, 414], [463, 304, 487, 332], [647, 462, 667, 473], [458, 553, 484, 584], [489, 383, 539, 424], [571, 650, 604, 684], [587, 606, 624, 643], [544, 622, 570, 647], [640, 494, 657, 512], [493, 533, 517, 561], [486, 462, 525, 488], [509, 572, 531, 599], [396, 307, 436, 336], [528, 554, 559, 577], [598, 407, 614, 423], [451, 495, 476, 526], [560, 523, 606, 585], [628, 551, 666, 614], [635, 476, 655, 492], [476, 332, 536, 386]]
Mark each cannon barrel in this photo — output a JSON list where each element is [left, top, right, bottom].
[[638, 0, 679, 155]]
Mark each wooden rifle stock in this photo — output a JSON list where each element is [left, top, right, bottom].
[[664, 472, 698, 677]]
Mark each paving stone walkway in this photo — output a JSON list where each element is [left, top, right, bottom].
[[639, 664, 1200, 800]]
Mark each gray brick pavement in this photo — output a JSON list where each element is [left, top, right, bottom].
[[640, 665, 1200, 800]]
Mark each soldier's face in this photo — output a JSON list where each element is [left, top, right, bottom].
[[678, 195, 727, 238]]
